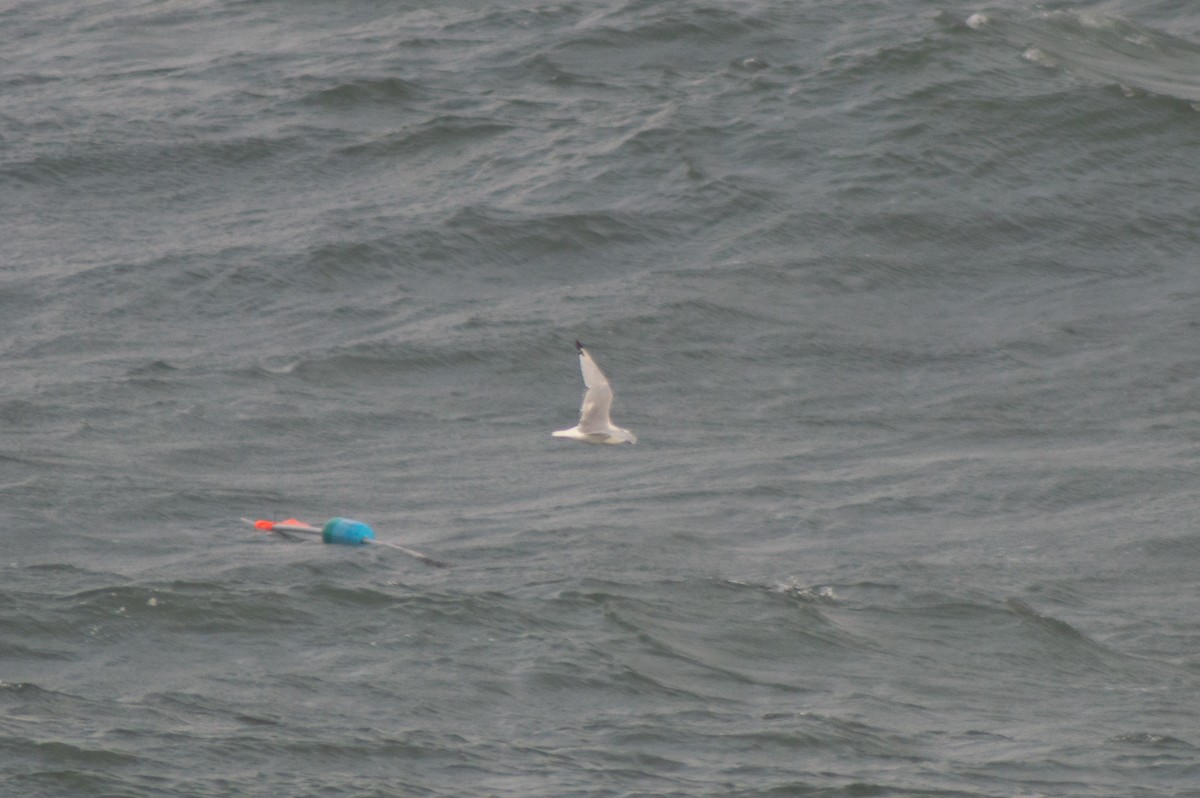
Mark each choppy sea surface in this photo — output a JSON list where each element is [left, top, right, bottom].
[[4, 1, 1200, 795]]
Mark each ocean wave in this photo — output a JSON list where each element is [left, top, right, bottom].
[[338, 115, 515, 159], [298, 76, 422, 109], [2, 132, 306, 190], [32, 582, 319, 636], [968, 8, 1200, 104]]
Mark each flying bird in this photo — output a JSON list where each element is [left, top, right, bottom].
[[552, 340, 637, 444]]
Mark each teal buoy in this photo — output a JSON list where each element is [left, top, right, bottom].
[[321, 517, 376, 546]]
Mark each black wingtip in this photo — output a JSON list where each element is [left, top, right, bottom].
[[574, 339, 584, 352]]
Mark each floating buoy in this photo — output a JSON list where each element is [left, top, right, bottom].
[[243, 517, 448, 567], [321, 517, 376, 545]]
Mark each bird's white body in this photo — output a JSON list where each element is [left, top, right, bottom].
[[553, 341, 637, 445]]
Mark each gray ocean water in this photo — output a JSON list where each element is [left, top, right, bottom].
[[4, 1, 1200, 795]]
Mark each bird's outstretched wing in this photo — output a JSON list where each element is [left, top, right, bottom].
[[575, 341, 614, 432]]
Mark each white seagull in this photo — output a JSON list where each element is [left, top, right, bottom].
[[553, 340, 637, 444]]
